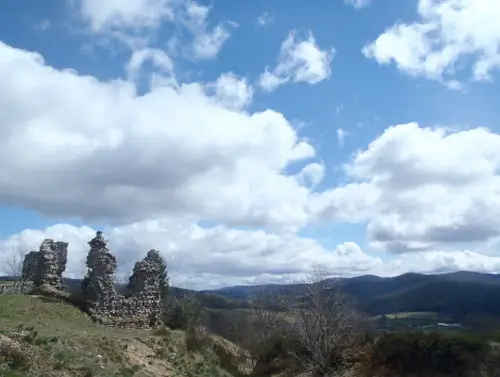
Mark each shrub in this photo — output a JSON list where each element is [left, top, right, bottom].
[[0, 343, 30, 371], [185, 328, 209, 352], [153, 327, 170, 337], [252, 333, 303, 377], [212, 343, 245, 377], [362, 331, 490, 377]]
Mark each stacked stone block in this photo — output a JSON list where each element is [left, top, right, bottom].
[[81, 231, 163, 328], [21, 239, 68, 290]]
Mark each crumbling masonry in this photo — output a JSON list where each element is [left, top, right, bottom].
[[81, 231, 163, 328], [15, 231, 163, 329], [22, 239, 68, 290]]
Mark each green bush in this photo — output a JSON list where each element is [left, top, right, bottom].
[[252, 333, 303, 377], [363, 331, 490, 376], [212, 343, 244, 377], [0, 343, 30, 371]]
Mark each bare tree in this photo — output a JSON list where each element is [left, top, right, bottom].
[[290, 266, 362, 377], [166, 290, 204, 333], [240, 288, 291, 359], [3, 246, 32, 291]]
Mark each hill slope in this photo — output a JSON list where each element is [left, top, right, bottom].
[[0, 294, 246, 377]]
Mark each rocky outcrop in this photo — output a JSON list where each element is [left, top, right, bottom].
[[21, 239, 68, 290], [82, 232, 163, 328]]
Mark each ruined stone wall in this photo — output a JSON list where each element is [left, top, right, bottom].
[[21, 239, 68, 290], [13, 239, 69, 292], [82, 231, 163, 328], [5, 231, 164, 329]]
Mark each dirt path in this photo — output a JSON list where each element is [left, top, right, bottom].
[[125, 339, 175, 377]]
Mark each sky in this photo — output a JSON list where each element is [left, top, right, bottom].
[[1, 0, 500, 289]]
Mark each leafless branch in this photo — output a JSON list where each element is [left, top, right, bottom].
[[290, 266, 362, 377], [3, 245, 32, 291]]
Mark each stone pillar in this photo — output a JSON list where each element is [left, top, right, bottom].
[[82, 231, 118, 317], [127, 249, 163, 326], [28, 239, 68, 290]]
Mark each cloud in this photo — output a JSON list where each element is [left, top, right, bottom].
[[75, 0, 232, 59], [190, 24, 231, 60], [255, 12, 274, 27], [259, 30, 334, 91], [384, 249, 500, 275], [337, 128, 348, 146], [205, 72, 254, 110], [5, 29, 500, 283], [4, 43, 498, 257], [3, 221, 500, 289], [77, 0, 175, 32], [298, 163, 325, 188], [312, 122, 500, 253], [0, 221, 383, 289], [125, 47, 175, 83], [180, 2, 233, 60], [0, 41, 319, 232], [344, 0, 372, 9], [363, 0, 500, 87]]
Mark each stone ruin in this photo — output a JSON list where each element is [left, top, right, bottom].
[[22, 239, 68, 290], [81, 231, 163, 328], [0, 239, 68, 294], [12, 231, 164, 329]]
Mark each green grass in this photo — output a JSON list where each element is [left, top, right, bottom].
[[0, 294, 241, 377], [0, 294, 146, 339]]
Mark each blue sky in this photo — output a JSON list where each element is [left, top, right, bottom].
[[1, 0, 500, 288]]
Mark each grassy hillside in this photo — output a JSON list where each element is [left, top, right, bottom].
[[0, 294, 249, 377]]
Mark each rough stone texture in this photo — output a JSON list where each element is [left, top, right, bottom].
[[82, 232, 163, 328], [20, 239, 68, 290], [3, 231, 164, 329], [81, 231, 117, 303], [21, 251, 39, 281]]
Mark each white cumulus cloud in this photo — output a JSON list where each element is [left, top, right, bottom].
[[75, 0, 232, 59], [77, 0, 175, 32], [259, 30, 334, 91], [298, 163, 325, 188], [0, 221, 383, 289], [2, 221, 500, 289], [205, 72, 254, 110], [0, 41, 315, 231], [312, 122, 500, 253], [364, 0, 500, 87]]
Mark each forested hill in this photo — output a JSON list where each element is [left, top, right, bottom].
[[205, 271, 500, 320]]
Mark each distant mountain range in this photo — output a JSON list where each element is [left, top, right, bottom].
[[3, 271, 500, 321], [203, 271, 500, 320]]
